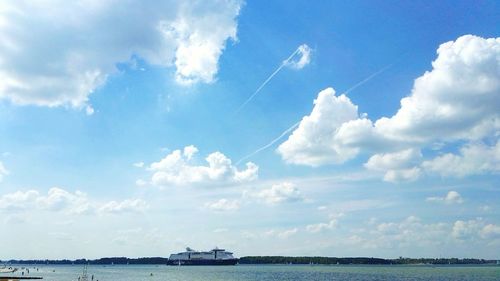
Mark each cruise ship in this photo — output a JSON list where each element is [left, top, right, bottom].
[[167, 247, 238, 265]]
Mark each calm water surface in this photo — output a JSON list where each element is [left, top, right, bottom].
[[5, 264, 500, 281]]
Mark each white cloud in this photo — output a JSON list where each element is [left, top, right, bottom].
[[0, 190, 40, 211], [149, 145, 258, 186], [285, 44, 312, 70], [365, 148, 422, 171], [204, 198, 240, 212], [264, 228, 298, 239], [376, 222, 400, 235], [233, 162, 259, 182], [0, 0, 242, 110], [452, 219, 484, 240], [277, 88, 362, 166], [480, 224, 500, 239], [336, 216, 500, 251], [183, 145, 198, 160], [364, 149, 422, 182], [375, 35, 500, 143], [0, 187, 147, 215], [306, 219, 338, 233], [36, 187, 91, 214], [451, 219, 500, 241], [168, 2, 241, 84], [368, 216, 450, 248], [249, 182, 303, 205], [135, 179, 147, 187], [133, 162, 145, 168], [278, 35, 500, 180], [85, 105, 95, 116], [98, 199, 148, 214], [0, 161, 8, 182], [306, 213, 343, 233], [0, 188, 90, 214], [422, 141, 500, 177], [383, 167, 421, 183], [426, 191, 464, 204]]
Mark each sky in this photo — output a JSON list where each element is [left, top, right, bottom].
[[0, 0, 499, 260]]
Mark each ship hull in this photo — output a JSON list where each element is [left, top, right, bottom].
[[167, 259, 238, 266]]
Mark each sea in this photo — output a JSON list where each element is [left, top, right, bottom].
[[4, 264, 500, 281]]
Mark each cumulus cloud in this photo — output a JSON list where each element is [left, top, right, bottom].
[[277, 88, 363, 166], [264, 228, 298, 239], [426, 191, 464, 204], [278, 35, 500, 180], [422, 141, 500, 177], [452, 219, 484, 240], [336, 216, 500, 250], [450, 219, 500, 241], [306, 219, 338, 233], [364, 149, 422, 182], [98, 199, 148, 214], [375, 35, 500, 142], [285, 44, 312, 70], [480, 224, 500, 239], [455, 220, 500, 241], [0, 190, 40, 212], [0, 187, 147, 215], [0, 161, 8, 182], [248, 182, 303, 205], [36, 187, 92, 214], [306, 213, 343, 233], [370, 216, 450, 248], [149, 145, 258, 186], [0, 188, 90, 214], [0, 0, 241, 110], [383, 167, 421, 183], [205, 198, 240, 212]]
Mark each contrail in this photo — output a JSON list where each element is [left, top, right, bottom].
[[236, 63, 394, 165], [341, 63, 393, 95], [236, 120, 300, 165], [234, 47, 301, 114]]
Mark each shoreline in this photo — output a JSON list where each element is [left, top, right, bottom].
[[2, 257, 498, 266]]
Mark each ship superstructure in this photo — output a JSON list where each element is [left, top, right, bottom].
[[167, 247, 238, 265]]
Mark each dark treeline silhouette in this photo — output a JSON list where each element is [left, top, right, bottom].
[[2, 256, 497, 265], [239, 256, 390, 265], [2, 257, 169, 265], [238, 256, 497, 265]]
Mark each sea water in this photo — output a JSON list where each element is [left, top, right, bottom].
[[5, 264, 500, 281]]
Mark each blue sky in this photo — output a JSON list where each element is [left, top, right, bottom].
[[0, 0, 499, 259]]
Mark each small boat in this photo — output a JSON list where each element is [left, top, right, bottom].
[[0, 265, 17, 274], [0, 266, 42, 281]]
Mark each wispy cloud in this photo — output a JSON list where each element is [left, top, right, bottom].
[[341, 63, 393, 95], [237, 62, 392, 164], [426, 191, 464, 204], [236, 121, 300, 165], [0, 161, 8, 182], [234, 44, 311, 114]]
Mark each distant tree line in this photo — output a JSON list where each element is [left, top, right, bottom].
[[1, 257, 169, 265], [238, 256, 390, 265], [1, 256, 497, 265], [238, 256, 497, 265]]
